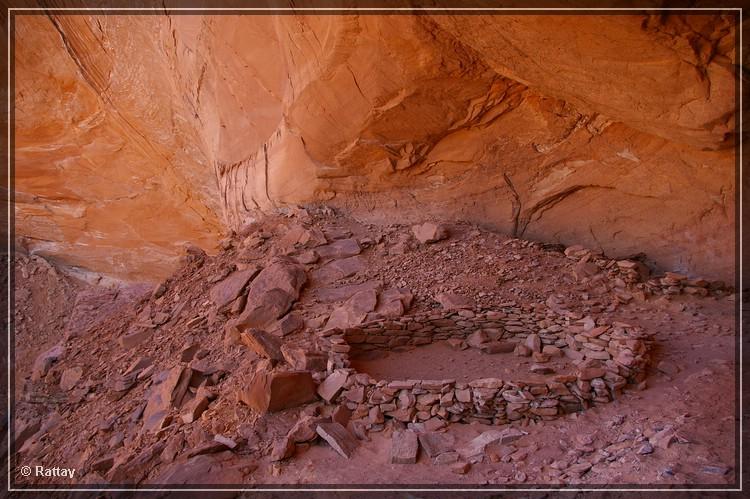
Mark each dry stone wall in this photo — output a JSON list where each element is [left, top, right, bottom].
[[314, 305, 652, 428]]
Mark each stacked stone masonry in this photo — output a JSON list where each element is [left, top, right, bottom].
[[314, 305, 652, 428]]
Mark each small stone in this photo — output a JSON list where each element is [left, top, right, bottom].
[[480, 341, 516, 354], [466, 330, 490, 348], [288, 415, 329, 443], [332, 405, 352, 427], [274, 312, 304, 336], [434, 451, 459, 465], [89, 455, 115, 473], [368, 406, 384, 424], [59, 367, 83, 391], [270, 436, 296, 461], [180, 389, 212, 424], [455, 388, 471, 403], [281, 345, 327, 371], [578, 367, 606, 380], [567, 462, 592, 475], [637, 442, 654, 455], [451, 462, 471, 474], [530, 364, 554, 374], [514, 343, 532, 357], [701, 465, 731, 475], [213, 434, 237, 449], [209, 267, 259, 310], [532, 352, 550, 363], [525, 334, 541, 353], [32, 345, 65, 381], [436, 292, 473, 311], [447, 338, 466, 350], [424, 417, 447, 432]]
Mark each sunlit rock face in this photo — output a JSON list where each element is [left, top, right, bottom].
[[14, 13, 736, 282]]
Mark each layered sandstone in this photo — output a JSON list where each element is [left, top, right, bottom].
[[14, 13, 737, 281]]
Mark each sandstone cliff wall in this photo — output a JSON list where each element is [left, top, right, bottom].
[[14, 13, 737, 282]]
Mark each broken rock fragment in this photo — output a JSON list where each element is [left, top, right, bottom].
[[461, 428, 527, 458], [270, 436, 296, 461], [325, 289, 378, 330], [272, 312, 304, 337], [59, 366, 83, 391], [317, 369, 349, 402], [209, 267, 260, 310], [233, 261, 307, 330], [142, 366, 192, 433], [436, 292, 473, 311], [281, 345, 327, 371], [316, 422, 358, 458], [288, 415, 330, 443], [239, 370, 317, 414], [32, 345, 64, 381], [418, 431, 456, 458], [412, 222, 449, 244], [316, 238, 361, 260], [240, 329, 283, 363]]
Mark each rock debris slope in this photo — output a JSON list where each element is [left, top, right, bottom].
[[14, 13, 736, 282], [12, 208, 735, 486]]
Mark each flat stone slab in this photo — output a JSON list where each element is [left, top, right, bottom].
[[460, 428, 527, 458], [418, 431, 455, 458], [240, 329, 283, 362], [391, 429, 419, 464], [316, 422, 358, 458], [240, 370, 317, 413], [317, 370, 349, 402]]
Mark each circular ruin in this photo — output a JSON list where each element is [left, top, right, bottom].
[[315, 306, 652, 427]]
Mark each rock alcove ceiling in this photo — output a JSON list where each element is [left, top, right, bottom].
[[14, 13, 736, 284]]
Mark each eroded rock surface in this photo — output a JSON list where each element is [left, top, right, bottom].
[[14, 14, 736, 283]]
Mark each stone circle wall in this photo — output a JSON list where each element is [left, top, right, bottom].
[[315, 305, 652, 427]]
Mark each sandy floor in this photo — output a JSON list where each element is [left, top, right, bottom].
[[350, 340, 576, 382]]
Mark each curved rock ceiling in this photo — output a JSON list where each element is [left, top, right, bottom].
[[14, 13, 737, 281]]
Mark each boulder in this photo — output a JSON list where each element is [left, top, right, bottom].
[[209, 267, 260, 310], [315, 238, 362, 260], [240, 329, 283, 363], [376, 287, 414, 318], [325, 289, 378, 330], [412, 222, 449, 244], [281, 345, 327, 371], [234, 261, 307, 330], [239, 370, 318, 413]]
